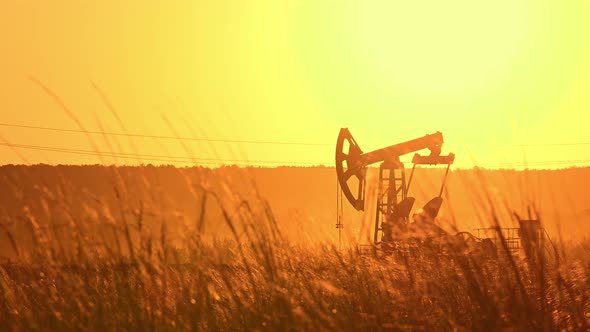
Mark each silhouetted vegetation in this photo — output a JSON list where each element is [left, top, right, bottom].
[[0, 165, 589, 330]]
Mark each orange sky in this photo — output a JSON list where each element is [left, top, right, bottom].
[[0, 1, 589, 168]]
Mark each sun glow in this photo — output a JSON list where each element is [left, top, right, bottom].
[[358, 1, 529, 94], [0, 1, 589, 168]]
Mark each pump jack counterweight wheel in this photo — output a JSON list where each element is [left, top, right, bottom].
[[335, 128, 366, 211]]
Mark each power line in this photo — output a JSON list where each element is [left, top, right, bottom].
[[0, 123, 331, 146], [0, 143, 330, 166], [2, 122, 589, 148], [448, 142, 590, 148], [454, 160, 590, 167], [490, 143, 590, 147], [1, 142, 589, 168]]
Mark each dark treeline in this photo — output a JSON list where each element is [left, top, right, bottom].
[[0, 164, 588, 258]]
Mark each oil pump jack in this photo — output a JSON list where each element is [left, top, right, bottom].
[[335, 128, 455, 249]]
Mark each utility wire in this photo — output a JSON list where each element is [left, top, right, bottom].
[[0, 123, 331, 146], [0, 142, 329, 166], [2, 122, 589, 148], [1, 142, 589, 168]]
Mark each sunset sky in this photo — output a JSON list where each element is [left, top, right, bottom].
[[0, 1, 589, 168]]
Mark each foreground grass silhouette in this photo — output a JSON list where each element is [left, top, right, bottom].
[[0, 177, 588, 331]]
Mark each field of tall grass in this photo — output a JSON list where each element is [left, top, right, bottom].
[[0, 165, 589, 331]]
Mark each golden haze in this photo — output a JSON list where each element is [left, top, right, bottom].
[[0, 1, 589, 168]]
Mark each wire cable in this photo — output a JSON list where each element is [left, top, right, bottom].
[[0, 142, 589, 168], [3, 122, 589, 148], [0, 143, 330, 166], [0, 123, 331, 146]]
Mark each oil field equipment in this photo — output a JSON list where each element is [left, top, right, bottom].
[[334, 128, 558, 259], [335, 128, 454, 250]]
